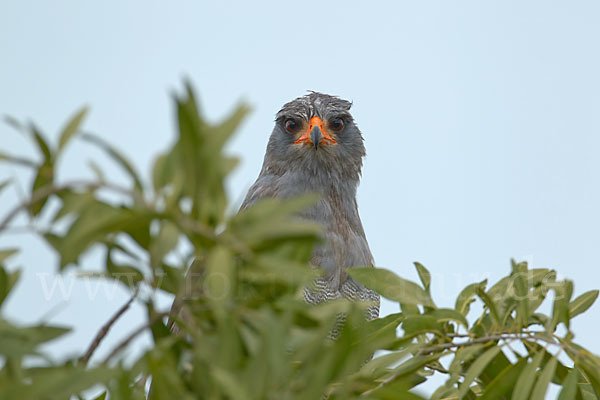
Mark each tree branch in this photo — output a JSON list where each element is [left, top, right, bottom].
[[417, 331, 558, 356], [101, 311, 170, 365], [79, 289, 139, 366], [361, 332, 561, 397], [0, 179, 140, 232]]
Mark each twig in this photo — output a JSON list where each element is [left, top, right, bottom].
[[361, 332, 561, 397], [0, 179, 141, 231], [360, 350, 452, 397], [175, 215, 217, 242], [426, 362, 449, 374], [101, 311, 170, 364], [1, 225, 39, 235], [362, 336, 513, 397], [417, 331, 558, 356], [445, 332, 473, 338], [417, 334, 512, 355], [0, 155, 37, 168], [79, 289, 139, 366]]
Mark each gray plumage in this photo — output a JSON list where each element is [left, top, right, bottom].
[[241, 92, 380, 320]]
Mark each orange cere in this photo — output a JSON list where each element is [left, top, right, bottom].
[[294, 116, 337, 145]]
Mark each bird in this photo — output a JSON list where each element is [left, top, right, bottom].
[[240, 92, 379, 321], [155, 92, 379, 399]]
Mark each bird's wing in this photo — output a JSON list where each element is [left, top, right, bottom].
[[239, 174, 278, 211]]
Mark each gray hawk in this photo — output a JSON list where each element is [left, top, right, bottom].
[[240, 92, 380, 320]]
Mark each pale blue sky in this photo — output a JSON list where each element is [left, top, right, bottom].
[[1, 0, 599, 396]]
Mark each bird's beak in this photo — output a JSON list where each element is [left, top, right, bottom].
[[294, 116, 337, 149], [309, 125, 322, 150]]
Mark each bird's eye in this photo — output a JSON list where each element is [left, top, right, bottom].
[[284, 118, 300, 133], [330, 118, 344, 131]]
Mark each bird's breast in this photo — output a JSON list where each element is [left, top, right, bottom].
[[301, 193, 374, 288]]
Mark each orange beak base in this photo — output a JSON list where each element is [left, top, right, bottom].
[[294, 116, 337, 146]]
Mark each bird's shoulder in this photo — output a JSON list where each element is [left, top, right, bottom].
[[239, 173, 279, 211]]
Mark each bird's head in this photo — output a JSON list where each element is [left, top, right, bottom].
[[264, 92, 366, 182]]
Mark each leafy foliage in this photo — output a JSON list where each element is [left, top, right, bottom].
[[0, 82, 599, 399]]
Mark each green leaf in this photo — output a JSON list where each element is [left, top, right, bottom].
[[455, 279, 487, 316], [30, 161, 54, 216], [558, 368, 579, 400], [243, 255, 315, 287], [29, 124, 52, 161], [232, 195, 320, 245], [414, 262, 431, 292], [551, 280, 573, 331], [575, 361, 600, 398], [52, 189, 96, 222], [4, 114, 26, 133], [46, 199, 147, 269], [558, 338, 600, 397], [368, 385, 427, 399], [144, 340, 194, 400], [476, 287, 501, 325], [211, 367, 248, 400], [528, 284, 551, 315], [522, 341, 570, 384], [24, 325, 71, 344], [8, 365, 118, 399], [479, 350, 513, 385], [449, 344, 485, 378], [150, 220, 180, 269], [0, 264, 21, 308], [207, 98, 252, 150], [0, 152, 36, 167], [88, 160, 105, 182], [92, 392, 107, 400], [81, 133, 143, 192], [362, 312, 404, 349], [427, 308, 468, 329], [579, 382, 599, 400], [530, 355, 557, 400], [569, 290, 599, 319], [169, 83, 249, 225], [0, 179, 11, 196], [457, 345, 502, 398], [152, 153, 171, 191], [487, 275, 511, 306], [479, 357, 528, 399], [27, 125, 59, 217], [512, 260, 530, 327], [0, 248, 19, 264], [389, 351, 448, 379], [154, 262, 185, 295], [512, 350, 545, 400], [400, 302, 420, 316], [528, 268, 556, 288], [120, 211, 152, 249], [348, 267, 435, 307], [401, 315, 443, 336], [0, 321, 71, 358], [105, 251, 145, 288], [359, 348, 410, 377], [431, 385, 458, 400], [57, 106, 88, 155], [528, 312, 549, 327], [205, 246, 235, 309]]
